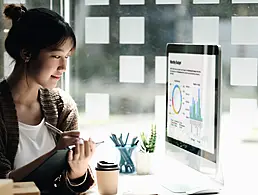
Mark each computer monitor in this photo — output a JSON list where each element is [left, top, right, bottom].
[[164, 43, 223, 193]]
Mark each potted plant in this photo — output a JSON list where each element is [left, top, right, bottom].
[[136, 124, 157, 175]]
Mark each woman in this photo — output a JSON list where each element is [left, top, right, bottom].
[[0, 4, 95, 194]]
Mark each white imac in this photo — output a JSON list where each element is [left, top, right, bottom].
[[163, 43, 223, 193]]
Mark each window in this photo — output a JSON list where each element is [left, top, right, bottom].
[[68, 0, 258, 184]]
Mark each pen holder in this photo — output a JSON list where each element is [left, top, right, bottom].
[[116, 145, 136, 174]]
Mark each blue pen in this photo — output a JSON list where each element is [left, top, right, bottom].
[[125, 133, 129, 146]]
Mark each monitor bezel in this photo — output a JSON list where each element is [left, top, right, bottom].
[[165, 43, 222, 171]]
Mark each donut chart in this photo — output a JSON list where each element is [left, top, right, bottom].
[[172, 84, 182, 114]]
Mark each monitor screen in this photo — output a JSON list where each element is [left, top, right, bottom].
[[164, 44, 222, 189], [166, 44, 221, 164]]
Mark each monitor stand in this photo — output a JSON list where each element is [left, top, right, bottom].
[[160, 177, 221, 194], [160, 178, 201, 193], [156, 156, 221, 194]]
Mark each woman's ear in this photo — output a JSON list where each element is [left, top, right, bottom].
[[20, 49, 31, 63]]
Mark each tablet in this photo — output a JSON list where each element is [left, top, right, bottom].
[[21, 149, 69, 190]]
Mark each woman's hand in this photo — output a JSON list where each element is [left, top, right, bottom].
[[55, 131, 81, 150], [67, 138, 95, 179]]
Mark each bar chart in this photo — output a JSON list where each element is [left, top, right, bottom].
[[189, 88, 203, 122]]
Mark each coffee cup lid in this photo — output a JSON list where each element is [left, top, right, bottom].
[[95, 161, 120, 171]]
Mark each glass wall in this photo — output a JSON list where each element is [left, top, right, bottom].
[[68, 1, 258, 138], [68, 0, 258, 190]]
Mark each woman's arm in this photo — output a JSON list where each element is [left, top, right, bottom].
[[0, 152, 12, 179], [54, 89, 96, 194]]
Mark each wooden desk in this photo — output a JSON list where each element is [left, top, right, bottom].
[[13, 182, 40, 195], [0, 180, 40, 195], [0, 179, 13, 195]]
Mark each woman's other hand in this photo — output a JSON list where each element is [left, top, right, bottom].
[[67, 138, 96, 179], [55, 131, 80, 150]]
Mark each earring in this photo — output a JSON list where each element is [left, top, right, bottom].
[[24, 58, 30, 64]]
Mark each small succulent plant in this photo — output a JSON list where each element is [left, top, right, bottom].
[[140, 124, 157, 153]]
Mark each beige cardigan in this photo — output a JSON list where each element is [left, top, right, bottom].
[[0, 79, 95, 194]]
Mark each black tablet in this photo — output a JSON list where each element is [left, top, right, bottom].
[[21, 149, 69, 190]]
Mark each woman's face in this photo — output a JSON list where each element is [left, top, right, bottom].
[[27, 38, 74, 89]]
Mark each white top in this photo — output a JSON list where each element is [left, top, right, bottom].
[[14, 118, 56, 170]]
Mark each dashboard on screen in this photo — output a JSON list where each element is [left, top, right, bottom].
[[166, 44, 221, 163]]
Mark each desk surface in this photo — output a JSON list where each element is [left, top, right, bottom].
[[87, 152, 255, 194], [86, 174, 178, 195], [86, 174, 229, 195], [86, 153, 237, 195], [86, 173, 253, 195]]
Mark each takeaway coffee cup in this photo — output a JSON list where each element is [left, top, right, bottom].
[[95, 161, 120, 195]]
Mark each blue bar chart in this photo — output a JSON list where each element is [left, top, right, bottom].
[[190, 88, 202, 121]]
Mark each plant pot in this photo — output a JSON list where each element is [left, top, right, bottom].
[[135, 151, 154, 175]]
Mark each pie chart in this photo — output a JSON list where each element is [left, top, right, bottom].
[[172, 84, 182, 114]]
